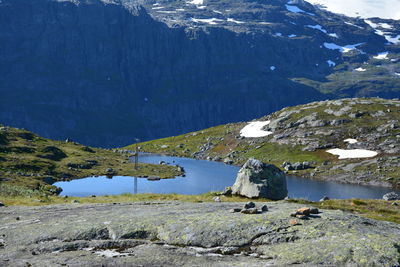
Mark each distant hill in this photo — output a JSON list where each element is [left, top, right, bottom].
[[130, 97, 400, 188]]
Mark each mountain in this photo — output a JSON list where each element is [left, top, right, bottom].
[[0, 125, 180, 196], [130, 97, 400, 188], [0, 0, 399, 147]]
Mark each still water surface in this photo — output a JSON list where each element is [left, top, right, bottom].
[[55, 154, 399, 201]]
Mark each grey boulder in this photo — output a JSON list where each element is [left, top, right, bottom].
[[383, 192, 400, 201], [231, 158, 288, 200]]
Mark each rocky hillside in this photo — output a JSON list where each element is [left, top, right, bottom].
[[0, 0, 399, 147], [1, 201, 399, 266], [0, 126, 181, 196], [131, 97, 400, 188]]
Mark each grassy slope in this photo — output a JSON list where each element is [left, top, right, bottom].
[[0, 126, 182, 196], [127, 97, 400, 187]]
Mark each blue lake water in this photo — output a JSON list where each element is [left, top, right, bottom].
[[55, 154, 400, 201]]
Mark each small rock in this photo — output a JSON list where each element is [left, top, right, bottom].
[[320, 196, 330, 202], [106, 168, 114, 173], [213, 197, 221, 202], [71, 200, 80, 204], [221, 187, 232, 196], [310, 208, 319, 214], [244, 202, 256, 209], [0, 202, 4, 207], [383, 192, 400, 201], [223, 158, 234, 165], [392, 202, 398, 206], [16, 217, 20, 220], [241, 208, 259, 214], [290, 212, 297, 217], [229, 208, 242, 213], [296, 207, 311, 216], [296, 214, 308, 220], [289, 219, 301, 226], [260, 205, 268, 212]]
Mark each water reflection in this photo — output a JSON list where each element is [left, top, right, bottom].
[[55, 154, 400, 201]]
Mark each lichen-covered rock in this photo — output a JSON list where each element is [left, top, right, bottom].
[[231, 158, 288, 200], [383, 192, 400, 201], [0, 201, 399, 266]]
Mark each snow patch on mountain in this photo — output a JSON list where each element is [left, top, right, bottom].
[[240, 121, 272, 138], [306, 0, 400, 19], [373, 52, 389, 60], [355, 67, 366, 72], [327, 60, 336, 67], [285, 4, 315, 16], [191, 18, 224, 25], [227, 18, 245, 24], [323, 42, 363, 53], [327, 148, 378, 159]]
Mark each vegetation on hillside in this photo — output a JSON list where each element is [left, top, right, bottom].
[[0, 126, 182, 196], [127, 98, 400, 188]]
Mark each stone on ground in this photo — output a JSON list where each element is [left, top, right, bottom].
[[231, 158, 288, 200]]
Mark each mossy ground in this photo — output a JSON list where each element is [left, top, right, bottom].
[[0, 126, 182, 196]]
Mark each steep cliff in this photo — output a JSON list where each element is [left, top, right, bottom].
[[0, 0, 399, 146]]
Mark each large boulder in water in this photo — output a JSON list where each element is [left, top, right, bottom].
[[231, 158, 287, 200]]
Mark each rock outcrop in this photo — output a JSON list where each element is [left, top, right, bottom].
[[231, 158, 288, 200], [1, 201, 399, 266]]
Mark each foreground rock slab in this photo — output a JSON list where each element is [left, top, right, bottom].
[[0, 201, 399, 266]]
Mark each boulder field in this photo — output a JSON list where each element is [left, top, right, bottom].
[[1, 201, 399, 266]]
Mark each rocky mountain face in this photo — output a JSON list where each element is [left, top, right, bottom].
[[0, 0, 399, 147], [134, 97, 400, 188]]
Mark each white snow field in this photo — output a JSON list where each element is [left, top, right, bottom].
[[373, 52, 389, 60], [306, 0, 400, 19], [187, 0, 203, 5], [355, 67, 366, 72], [240, 121, 272, 138], [326, 148, 378, 159], [323, 42, 364, 53]]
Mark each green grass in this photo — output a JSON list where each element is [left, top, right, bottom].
[[0, 192, 268, 206], [288, 198, 400, 224], [0, 126, 182, 196], [128, 98, 400, 186]]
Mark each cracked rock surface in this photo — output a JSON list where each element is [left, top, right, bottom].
[[1, 201, 400, 266]]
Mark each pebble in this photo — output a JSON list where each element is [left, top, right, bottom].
[[289, 219, 301, 226], [241, 208, 259, 214], [296, 207, 311, 216], [213, 197, 221, 202], [296, 214, 308, 220], [244, 202, 255, 209], [229, 208, 242, 213], [260, 205, 268, 212], [310, 208, 319, 214], [320, 196, 330, 202]]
